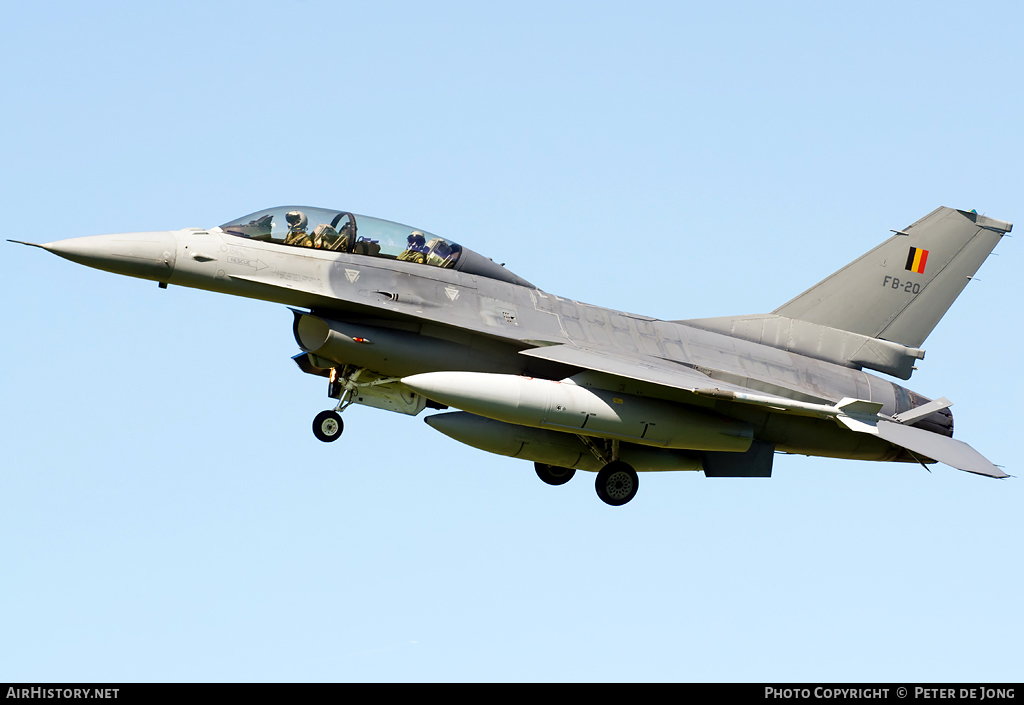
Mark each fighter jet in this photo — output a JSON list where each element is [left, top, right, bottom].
[[11, 205, 1012, 505]]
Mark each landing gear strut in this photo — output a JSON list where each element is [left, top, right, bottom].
[[310, 364, 420, 442], [575, 435, 639, 506], [312, 366, 355, 443], [310, 366, 365, 442]]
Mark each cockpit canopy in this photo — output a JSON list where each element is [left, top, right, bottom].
[[219, 206, 531, 287], [222, 206, 462, 267]]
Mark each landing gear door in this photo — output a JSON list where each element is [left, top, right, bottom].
[[347, 383, 428, 416]]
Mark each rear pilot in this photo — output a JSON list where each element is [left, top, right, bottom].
[[397, 231, 428, 264]]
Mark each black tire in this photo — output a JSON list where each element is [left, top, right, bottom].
[[534, 462, 577, 486], [595, 461, 639, 506], [313, 410, 344, 442]]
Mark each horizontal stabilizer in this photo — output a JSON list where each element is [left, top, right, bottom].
[[873, 421, 1007, 478], [693, 390, 1005, 478]]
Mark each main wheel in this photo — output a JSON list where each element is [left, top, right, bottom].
[[313, 410, 344, 442], [535, 462, 576, 486], [595, 461, 639, 506]]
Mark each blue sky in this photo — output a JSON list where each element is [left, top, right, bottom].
[[2, 0, 1021, 682]]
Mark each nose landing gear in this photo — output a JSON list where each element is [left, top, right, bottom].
[[311, 365, 405, 443], [312, 366, 358, 443]]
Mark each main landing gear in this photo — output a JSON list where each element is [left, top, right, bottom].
[[534, 462, 576, 486], [535, 437, 640, 506], [595, 461, 639, 507]]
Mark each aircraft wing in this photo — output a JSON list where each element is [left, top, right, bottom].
[[519, 343, 847, 415], [520, 344, 1007, 478], [518, 343, 762, 397]]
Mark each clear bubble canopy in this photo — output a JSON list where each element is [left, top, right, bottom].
[[218, 206, 532, 287]]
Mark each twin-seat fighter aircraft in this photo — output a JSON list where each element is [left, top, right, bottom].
[[12, 205, 1011, 505]]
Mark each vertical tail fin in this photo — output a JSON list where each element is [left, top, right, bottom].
[[773, 207, 1011, 348]]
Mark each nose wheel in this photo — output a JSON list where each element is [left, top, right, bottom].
[[313, 410, 344, 442], [595, 461, 638, 506]]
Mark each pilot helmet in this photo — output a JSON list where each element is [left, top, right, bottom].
[[286, 210, 308, 231], [408, 230, 426, 247]]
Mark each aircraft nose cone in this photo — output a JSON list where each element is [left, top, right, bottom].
[[43, 231, 177, 281]]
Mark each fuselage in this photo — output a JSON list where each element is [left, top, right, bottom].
[[35, 220, 951, 465]]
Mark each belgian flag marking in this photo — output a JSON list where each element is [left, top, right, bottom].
[[905, 246, 929, 274]]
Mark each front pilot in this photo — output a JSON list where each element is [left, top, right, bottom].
[[283, 210, 313, 247]]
